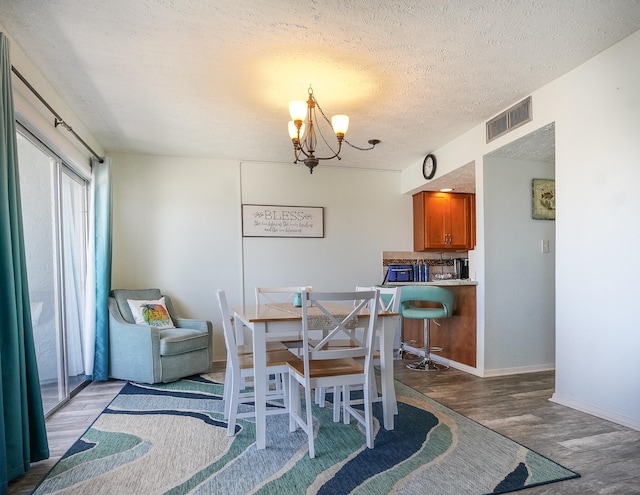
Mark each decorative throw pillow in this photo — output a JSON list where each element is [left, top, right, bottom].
[[127, 297, 175, 329]]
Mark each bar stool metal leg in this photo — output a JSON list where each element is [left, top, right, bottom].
[[406, 318, 449, 371]]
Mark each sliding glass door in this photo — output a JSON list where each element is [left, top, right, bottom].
[[16, 127, 89, 416]]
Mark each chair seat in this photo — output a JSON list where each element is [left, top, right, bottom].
[[288, 357, 364, 378], [158, 328, 210, 356], [238, 348, 297, 370], [401, 307, 449, 319]]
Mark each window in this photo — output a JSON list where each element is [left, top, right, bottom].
[[16, 127, 90, 416]]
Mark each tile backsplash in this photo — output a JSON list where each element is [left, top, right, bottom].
[[382, 251, 468, 280]]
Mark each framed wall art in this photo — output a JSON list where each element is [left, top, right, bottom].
[[242, 204, 324, 238], [532, 179, 555, 220]]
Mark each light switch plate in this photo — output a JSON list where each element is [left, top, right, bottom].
[[541, 240, 550, 253]]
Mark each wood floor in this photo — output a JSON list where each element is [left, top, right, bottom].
[[8, 360, 640, 495]]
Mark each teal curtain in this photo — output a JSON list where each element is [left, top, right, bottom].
[[0, 33, 49, 492], [92, 157, 112, 381]]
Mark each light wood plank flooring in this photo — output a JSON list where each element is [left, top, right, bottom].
[[8, 361, 640, 494]]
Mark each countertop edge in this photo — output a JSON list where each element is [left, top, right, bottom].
[[384, 280, 478, 286]]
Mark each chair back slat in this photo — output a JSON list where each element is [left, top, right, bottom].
[[301, 289, 379, 363], [355, 285, 400, 313]]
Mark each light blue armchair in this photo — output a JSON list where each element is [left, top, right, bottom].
[[108, 288, 213, 383]]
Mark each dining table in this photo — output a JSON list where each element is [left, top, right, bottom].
[[231, 301, 400, 450]]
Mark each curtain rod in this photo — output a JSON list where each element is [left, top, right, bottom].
[[11, 65, 104, 163]]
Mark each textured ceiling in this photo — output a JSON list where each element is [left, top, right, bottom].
[[2, 1, 640, 175], [426, 123, 556, 194]]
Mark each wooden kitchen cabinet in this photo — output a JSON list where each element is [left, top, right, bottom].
[[401, 284, 476, 367], [413, 191, 475, 251]]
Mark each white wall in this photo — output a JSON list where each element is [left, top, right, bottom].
[[401, 29, 640, 429], [240, 161, 412, 298], [551, 30, 640, 429], [110, 153, 243, 358], [483, 157, 555, 374], [110, 155, 413, 360]]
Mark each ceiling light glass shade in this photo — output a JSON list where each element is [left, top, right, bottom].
[[288, 121, 297, 139], [289, 100, 307, 122], [288, 120, 305, 140], [331, 114, 349, 135]]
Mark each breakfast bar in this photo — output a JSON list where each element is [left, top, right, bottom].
[[387, 280, 477, 368]]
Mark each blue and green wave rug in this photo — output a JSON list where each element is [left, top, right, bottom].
[[33, 374, 578, 494]]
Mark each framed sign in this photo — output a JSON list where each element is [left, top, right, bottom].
[[242, 204, 324, 238], [532, 179, 555, 220]]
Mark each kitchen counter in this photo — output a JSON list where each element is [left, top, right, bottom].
[[390, 282, 477, 368], [386, 280, 477, 287]]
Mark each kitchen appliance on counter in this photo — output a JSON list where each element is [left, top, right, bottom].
[[386, 263, 430, 283], [454, 258, 469, 279], [387, 264, 414, 282]]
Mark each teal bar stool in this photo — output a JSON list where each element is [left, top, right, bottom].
[[400, 285, 455, 371]]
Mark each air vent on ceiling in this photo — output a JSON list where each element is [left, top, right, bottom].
[[486, 96, 532, 143]]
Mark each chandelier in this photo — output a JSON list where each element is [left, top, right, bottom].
[[288, 85, 379, 174]]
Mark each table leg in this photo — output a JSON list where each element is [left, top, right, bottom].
[[252, 321, 268, 449], [379, 316, 399, 430]]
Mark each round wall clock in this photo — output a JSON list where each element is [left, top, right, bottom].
[[422, 154, 436, 180]]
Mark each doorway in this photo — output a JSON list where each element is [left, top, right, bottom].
[[483, 123, 556, 372]]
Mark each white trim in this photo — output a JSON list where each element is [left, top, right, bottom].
[[550, 393, 640, 432], [482, 363, 555, 377], [423, 356, 555, 378], [436, 357, 484, 377]]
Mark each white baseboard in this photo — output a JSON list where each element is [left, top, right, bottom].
[[481, 363, 555, 377], [431, 356, 484, 377], [550, 393, 640, 431]]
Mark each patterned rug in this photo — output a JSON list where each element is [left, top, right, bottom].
[[33, 374, 578, 494]]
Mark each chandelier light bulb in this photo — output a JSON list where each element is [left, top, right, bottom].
[[288, 120, 306, 140], [288, 121, 298, 140], [331, 114, 349, 136], [289, 100, 307, 122]]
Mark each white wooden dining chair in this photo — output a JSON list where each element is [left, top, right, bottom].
[[287, 289, 379, 459], [216, 289, 293, 436], [318, 286, 401, 414], [356, 286, 400, 413]]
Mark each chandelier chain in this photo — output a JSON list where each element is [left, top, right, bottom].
[[311, 99, 340, 158], [314, 99, 377, 151]]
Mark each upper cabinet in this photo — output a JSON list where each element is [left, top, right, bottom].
[[413, 191, 476, 251]]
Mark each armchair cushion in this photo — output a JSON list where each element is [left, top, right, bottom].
[[127, 296, 175, 329], [159, 327, 210, 356]]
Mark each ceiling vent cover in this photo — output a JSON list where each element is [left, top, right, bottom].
[[486, 96, 532, 143]]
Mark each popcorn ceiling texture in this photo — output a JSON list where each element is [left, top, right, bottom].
[[2, 1, 639, 174]]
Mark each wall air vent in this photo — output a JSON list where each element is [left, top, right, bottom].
[[486, 96, 532, 143]]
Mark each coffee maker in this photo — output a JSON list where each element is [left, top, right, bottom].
[[454, 258, 469, 279]]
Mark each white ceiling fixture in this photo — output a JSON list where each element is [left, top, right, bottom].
[[1, 1, 639, 172]]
